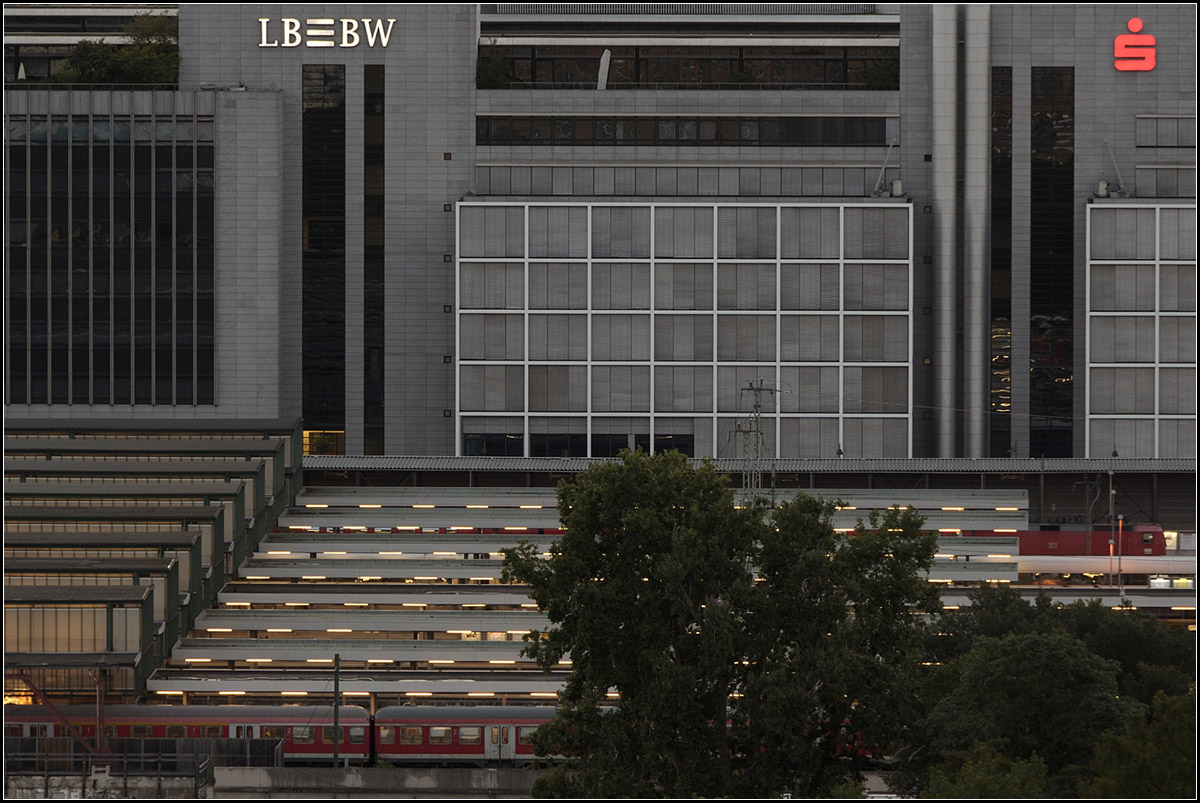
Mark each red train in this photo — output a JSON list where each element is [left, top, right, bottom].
[[958, 525, 1166, 556], [3, 704, 554, 766]]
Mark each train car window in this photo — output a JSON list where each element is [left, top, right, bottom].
[[429, 726, 453, 745], [4, 725, 20, 738], [320, 726, 344, 745], [458, 726, 482, 745], [349, 726, 366, 745], [165, 725, 186, 738], [102, 726, 118, 738], [518, 726, 538, 745], [262, 726, 285, 739], [399, 726, 422, 745], [377, 725, 395, 745], [202, 725, 223, 738], [293, 726, 314, 744]]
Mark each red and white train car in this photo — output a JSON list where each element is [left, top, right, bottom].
[[374, 705, 555, 765], [4, 704, 372, 762]]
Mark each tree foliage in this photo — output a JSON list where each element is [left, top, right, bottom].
[[1080, 690, 1196, 799], [56, 14, 179, 85], [503, 450, 939, 797]]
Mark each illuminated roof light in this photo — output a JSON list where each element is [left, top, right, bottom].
[[282, 691, 308, 696], [519, 505, 543, 509], [344, 601, 370, 607], [267, 551, 292, 555], [284, 602, 309, 607], [507, 630, 531, 635], [359, 504, 382, 509], [301, 575, 326, 581], [245, 576, 271, 580], [466, 505, 489, 509], [379, 551, 404, 555], [994, 529, 1018, 533], [326, 628, 352, 633], [323, 551, 347, 556], [156, 690, 184, 695], [995, 507, 1020, 511], [288, 526, 309, 531], [488, 660, 517, 664], [530, 692, 558, 698], [606, 692, 620, 698], [938, 528, 962, 533], [405, 692, 433, 697], [304, 504, 328, 508], [428, 659, 455, 664], [449, 527, 474, 531], [414, 576, 440, 581], [557, 659, 573, 665], [342, 691, 370, 697], [987, 554, 1013, 559], [225, 601, 251, 607], [446, 629, 473, 634], [412, 504, 436, 509], [467, 692, 495, 697], [266, 628, 293, 633], [206, 628, 233, 633], [941, 506, 965, 511], [306, 658, 334, 663], [366, 659, 394, 664], [402, 602, 427, 608], [1170, 606, 1197, 611], [432, 551, 458, 556], [520, 603, 539, 608], [246, 658, 273, 663], [184, 658, 211, 663], [357, 576, 381, 582], [942, 605, 961, 610], [218, 691, 246, 696], [934, 553, 956, 559]]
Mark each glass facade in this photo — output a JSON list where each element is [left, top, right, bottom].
[[364, 65, 386, 455], [478, 45, 899, 90], [302, 65, 347, 447], [1029, 67, 1074, 457], [990, 66, 1013, 456], [477, 116, 890, 147], [5, 109, 215, 406]]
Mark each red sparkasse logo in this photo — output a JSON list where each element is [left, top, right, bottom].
[[1114, 17, 1155, 71]]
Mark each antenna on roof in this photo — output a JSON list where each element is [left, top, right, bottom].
[[1102, 140, 1130, 198], [871, 139, 900, 197]]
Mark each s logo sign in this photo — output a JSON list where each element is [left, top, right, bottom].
[[1114, 17, 1155, 71]]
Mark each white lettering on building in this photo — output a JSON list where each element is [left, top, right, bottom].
[[258, 18, 396, 48]]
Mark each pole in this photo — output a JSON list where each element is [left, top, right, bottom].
[[333, 653, 340, 766], [1117, 515, 1124, 597], [1108, 470, 1115, 588]]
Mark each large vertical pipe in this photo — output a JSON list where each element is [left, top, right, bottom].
[[931, 6, 960, 456], [963, 5, 991, 457]]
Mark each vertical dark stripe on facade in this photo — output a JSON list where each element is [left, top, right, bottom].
[[990, 66, 1013, 456], [5, 110, 212, 407], [1029, 66, 1074, 457], [302, 65, 347, 450], [363, 65, 386, 455]]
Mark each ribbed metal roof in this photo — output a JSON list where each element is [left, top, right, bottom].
[[490, 4, 880, 15], [304, 455, 1195, 474]]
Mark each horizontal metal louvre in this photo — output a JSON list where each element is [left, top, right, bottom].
[[718, 264, 776, 309], [780, 315, 839, 361], [1159, 368, 1196, 415], [1160, 208, 1197, 260], [717, 367, 777, 412], [781, 207, 840, 258], [843, 207, 908, 259], [780, 366, 840, 412], [460, 263, 524, 309], [1088, 317, 1155, 363], [459, 206, 525, 258], [528, 314, 587, 360], [1089, 368, 1155, 415], [842, 418, 907, 458], [1159, 265, 1197, 312], [718, 315, 776, 361], [653, 366, 712, 412], [1158, 317, 1196, 363], [528, 207, 588, 258], [460, 365, 524, 411], [843, 366, 907, 413], [780, 417, 841, 457], [654, 315, 713, 361], [655, 207, 713, 258], [591, 366, 651, 412], [460, 314, 524, 360], [844, 263, 907, 310], [843, 315, 908, 362], [1089, 264, 1156, 311], [781, 264, 840, 310], [592, 314, 651, 360], [528, 365, 587, 411], [1090, 207, 1157, 260], [717, 207, 777, 259], [655, 263, 714, 310], [529, 263, 588, 309], [592, 207, 651, 258], [592, 263, 651, 309], [1157, 420, 1197, 458]]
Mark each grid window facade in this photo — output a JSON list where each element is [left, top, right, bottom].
[[1086, 204, 1198, 457], [457, 202, 912, 458], [5, 109, 215, 406]]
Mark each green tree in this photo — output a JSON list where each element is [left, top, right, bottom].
[[926, 742, 1049, 799], [1080, 690, 1196, 798], [503, 450, 940, 797], [925, 631, 1126, 795], [56, 13, 178, 85]]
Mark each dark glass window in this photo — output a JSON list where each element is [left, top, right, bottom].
[[364, 64, 386, 454]]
